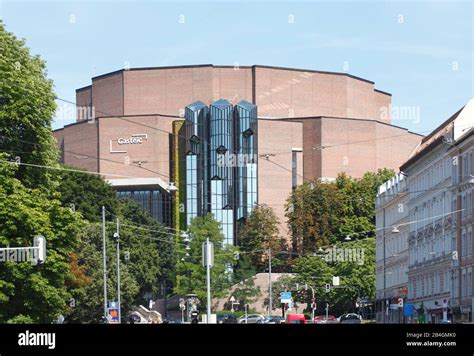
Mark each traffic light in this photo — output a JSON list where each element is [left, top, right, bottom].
[[325, 283, 331, 293]]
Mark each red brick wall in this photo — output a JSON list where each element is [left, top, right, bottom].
[[98, 115, 178, 181], [258, 119, 303, 239], [54, 120, 99, 172]]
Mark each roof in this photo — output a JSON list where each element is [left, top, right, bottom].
[[399, 102, 468, 171], [85, 64, 390, 94]]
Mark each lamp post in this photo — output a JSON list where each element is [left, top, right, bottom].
[[113, 218, 121, 324], [268, 248, 272, 317], [102, 206, 107, 323]]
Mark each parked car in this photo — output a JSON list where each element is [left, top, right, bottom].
[[238, 314, 265, 324], [339, 313, 362, 324], [285, 313, 307, 324], [162, 317, 182, 324], [314, 315, 337, 324], [263, 316, 285, 324], [216, 314, 238, 324]]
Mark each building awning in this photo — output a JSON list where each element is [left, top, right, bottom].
[[107, 178, 170, 191]]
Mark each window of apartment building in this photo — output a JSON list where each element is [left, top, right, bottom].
[[468, 191, 473, 217], [461, 194, 466, 220], [462, 269, 467, 297], [453, 272, 459, 298], [445, 158, 451, 181], [462, 228, 467, 257], [444, 232, 451, 254], [468, 268, 473, 298], [453, 156, 459, 184], [468, 227, 473, 257], [434, 273, 440, 294], [431, 274, 435, 295], [444, 271, 450, 293]]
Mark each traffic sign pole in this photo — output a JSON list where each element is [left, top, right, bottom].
[[102, 206, 107, 323], [202, 238, 213, 324]]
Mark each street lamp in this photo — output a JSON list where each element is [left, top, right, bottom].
[[167, 182, 178, 193], [344, 235, 352, 241], [391, 226, 400, 233]]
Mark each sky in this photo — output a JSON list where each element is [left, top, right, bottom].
[[1, 0, 472, 132]]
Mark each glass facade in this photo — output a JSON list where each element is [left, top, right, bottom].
[[116, 189, 172, 226], [184, 101, 208, 226], [184, 99, 258, 245]]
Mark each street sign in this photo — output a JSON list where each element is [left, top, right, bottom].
[[202, 240, 214, 267], [403, 303, 414, 317], [107, 308, 119, 324], [332, 276, 340, 286], [33, 235, 46, 265], [229, 296, 236, 303], [280, 292, 292, 303], [108, 301, 117, 309]]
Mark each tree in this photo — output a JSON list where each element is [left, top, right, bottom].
[[55, 166, 119, 222], [56, 168, 176, 297], [0, 157, 83, 323], [262, 274, 296, 316], [174, 214, 237, 308], [65, 224, 140, 323], [65, 220, 166, 323], [286, 181, 344, 254], [117, 200, 176, 290], [0, 22, 58, 189], [231, 255, 261, 308], [286, 169, 395, 254], [291, 238, 376, 317], [239, 204, 286, 271]]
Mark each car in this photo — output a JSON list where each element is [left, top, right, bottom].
[[162, 317, 183, 324], [238, 314, 265, 324], [339, 313, 362, 324], [285, 313, 307, 324], [216, 314, 238, 324], [314, 315, 337, 324], [263, 315, 284, 324]]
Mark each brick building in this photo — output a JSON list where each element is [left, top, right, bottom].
[[53, 64, 422, 242]]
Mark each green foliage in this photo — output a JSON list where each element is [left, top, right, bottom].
[[231, 255, 261, 307], [55, 167, 119, 222], [174, 214, 237, 308], [262, 275, 296, 315], [239, 204, 287, 272], [291, 238, 376, 316], [0, 22, 58, 189], [66, 216, 169, 323], [0, 157, 83, 323], [286, 169, 394, 254]]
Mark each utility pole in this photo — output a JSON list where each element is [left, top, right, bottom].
[[383, 207, 386, 324], [268, 248, 272, 317], [205, 238, 211, 324], [102, 206, 107, 322], [116, 217, 121, 324]]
